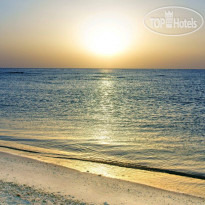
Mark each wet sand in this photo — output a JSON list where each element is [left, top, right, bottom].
[[0, 152, 204, 205]]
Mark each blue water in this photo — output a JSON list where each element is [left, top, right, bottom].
[[0, 68, 205, 179]]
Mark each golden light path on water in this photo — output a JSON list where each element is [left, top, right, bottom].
[[94, 73, 114, 144]]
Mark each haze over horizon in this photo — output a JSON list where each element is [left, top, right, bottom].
[[0, 0, 204, 69]]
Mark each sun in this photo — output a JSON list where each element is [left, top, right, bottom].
[[82, 17, 131, 56], [84, 26, 129, 56]]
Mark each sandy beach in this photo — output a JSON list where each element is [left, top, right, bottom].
[[0, 180, 87, 205], [0, 151, 204, 205]]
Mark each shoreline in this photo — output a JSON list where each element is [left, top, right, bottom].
[[1, 143, 204, 180], [0, 142, 205, 199], [0, 151, 205, 205]]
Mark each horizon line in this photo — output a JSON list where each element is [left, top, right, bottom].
[[0, 67, 205, 70]]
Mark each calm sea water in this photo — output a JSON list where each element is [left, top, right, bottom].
[[0, 68, 205, 179]]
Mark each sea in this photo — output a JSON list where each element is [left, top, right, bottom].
[[0, 68, 205, 197]]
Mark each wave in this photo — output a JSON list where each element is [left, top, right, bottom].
[[0, 71, 25, 74], [1, 145, 205, 181], [0, 145, 41, 154]]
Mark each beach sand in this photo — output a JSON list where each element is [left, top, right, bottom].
[[0, 151, 204, 205], [0, 180, 87, 205]]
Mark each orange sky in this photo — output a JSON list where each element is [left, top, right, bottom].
[[0, 0, 204, 69]]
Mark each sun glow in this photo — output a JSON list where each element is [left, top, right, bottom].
[[82, 16, 132, 56]]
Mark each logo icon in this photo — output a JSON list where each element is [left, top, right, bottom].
[[165, 11, 173, 28]]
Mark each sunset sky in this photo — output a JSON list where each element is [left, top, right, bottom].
[[0, 0, 204, 69]]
